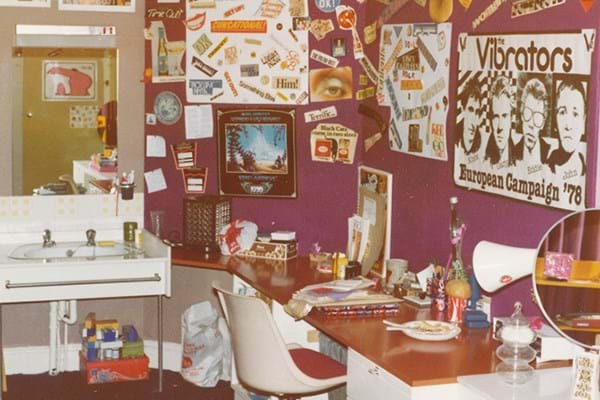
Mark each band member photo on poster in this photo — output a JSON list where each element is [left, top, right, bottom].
[[546, 75, 588, 179]]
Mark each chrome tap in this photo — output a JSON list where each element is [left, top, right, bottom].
[[86, 229, 96, 247], [42, 229, 56, 248]]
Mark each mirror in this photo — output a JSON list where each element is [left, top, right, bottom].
[[11, 25, 118, 196]]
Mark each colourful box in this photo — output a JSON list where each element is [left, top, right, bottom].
[[80, 352, 149, 384], [544, 252, 573, 281], [237, 240, 297, 260]]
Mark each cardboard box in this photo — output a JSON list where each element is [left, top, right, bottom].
[[80, 352, 149, 384], [237, 240, 297, 260]]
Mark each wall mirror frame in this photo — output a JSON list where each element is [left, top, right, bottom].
[[11, 25, 119, 196]]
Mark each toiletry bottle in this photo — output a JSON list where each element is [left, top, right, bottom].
[[135, 229, 143, 248]]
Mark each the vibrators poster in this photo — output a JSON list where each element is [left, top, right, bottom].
[[185, 0, 310, 105], [454, 30, 595, 211], [378, 23, 452, 161]]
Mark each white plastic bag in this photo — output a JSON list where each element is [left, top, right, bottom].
[[218, 219, 258, 255], [180, 301, 231, 386]]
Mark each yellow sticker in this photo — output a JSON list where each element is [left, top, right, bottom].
[[400, 80, 423, 90]]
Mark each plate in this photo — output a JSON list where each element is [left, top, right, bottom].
[[399, 320, 461, 341], [153, 91, 182, 125]]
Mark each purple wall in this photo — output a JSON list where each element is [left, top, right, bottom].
[[361, 1, 600, 316], [145, 0, 366, 253], [145, 0, 600, 317]]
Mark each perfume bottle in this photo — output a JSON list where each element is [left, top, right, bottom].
[[495, 302, 537, 385]]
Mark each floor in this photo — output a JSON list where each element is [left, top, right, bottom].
[[3, 370, 234, 400]]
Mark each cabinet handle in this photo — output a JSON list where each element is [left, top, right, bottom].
[[5, 273, 161, 289]]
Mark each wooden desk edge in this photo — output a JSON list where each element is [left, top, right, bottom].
[[172, 257, 228, 271]]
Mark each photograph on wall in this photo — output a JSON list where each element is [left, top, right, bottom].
[[58, 0, 135, 12], [0, 0, 50, 7], [377, 23, 452, 161], [147, 19, 186, 83], [43, 61, 97, 102], [454, 30, 595, 211], [217, 108, 297, 198], [309, 67, 353, 102], [185, 0, 310, 104]]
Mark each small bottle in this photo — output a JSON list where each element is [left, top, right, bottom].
[[135, 228, 143, 248], [157, 27, 169, 76]]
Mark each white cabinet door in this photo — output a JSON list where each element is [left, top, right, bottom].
[[347, 349, 411, 400]]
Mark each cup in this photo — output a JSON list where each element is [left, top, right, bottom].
[[120, 183, 135, 200], [150, 210, 165, 238], [386, 258, 409, 287]]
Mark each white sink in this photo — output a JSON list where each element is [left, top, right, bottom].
[[8, 241, 140, 260]]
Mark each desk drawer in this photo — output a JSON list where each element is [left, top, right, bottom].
[[347, 349, 410, 400]]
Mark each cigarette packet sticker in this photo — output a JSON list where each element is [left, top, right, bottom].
[[454, 30, 595, 211], [378, 23, 452, 161], [186, 0, 309, 104]]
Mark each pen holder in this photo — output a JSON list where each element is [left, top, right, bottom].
[[120, 183, 135, 201]]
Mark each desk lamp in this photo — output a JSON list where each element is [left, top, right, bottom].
[[473, 241, 537, 385]]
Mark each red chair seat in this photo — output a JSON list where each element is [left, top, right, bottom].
[[289, 348, 346, 379]]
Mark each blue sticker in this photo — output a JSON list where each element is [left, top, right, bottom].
[[314, 0, 340, 13]]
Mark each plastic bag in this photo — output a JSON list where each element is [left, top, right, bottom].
[[180, 301, 231, 387], [218, 219, 258, 255]]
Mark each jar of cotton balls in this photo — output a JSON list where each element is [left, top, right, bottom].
[[495, 302, 537, 385]]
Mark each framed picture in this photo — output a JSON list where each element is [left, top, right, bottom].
[[217, 108, 297, 198], [357, 165, 393, 278], [43, 61, 97, 102], [0, 0, 50, 7], [58, 0, 135, 12]]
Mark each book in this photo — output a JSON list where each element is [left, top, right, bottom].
[[556, 313, 600, 328], [271, 230, 296, 241]]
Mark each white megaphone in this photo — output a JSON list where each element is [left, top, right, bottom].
[[472, 241, 537, 293]]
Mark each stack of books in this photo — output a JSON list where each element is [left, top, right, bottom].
[[313, 302, 400, 317]]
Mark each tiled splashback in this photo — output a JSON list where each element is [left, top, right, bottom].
[[0, 194, 143, 244]]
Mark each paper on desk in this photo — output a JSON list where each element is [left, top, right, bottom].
[[144, 168, 168, 193], [146, 135, 166, 157], [185, 105, 213, 139]]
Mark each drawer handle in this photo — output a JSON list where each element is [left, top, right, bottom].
[[5, 273, 161, 289], [368, 367, 380, 376]]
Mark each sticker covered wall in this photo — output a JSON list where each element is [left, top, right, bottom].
[[377, 23, 452, 161], [454, 30, 596, 210], [185, 0, 310, 104]]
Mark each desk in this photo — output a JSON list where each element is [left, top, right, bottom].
[[173, 250, 505, 395]]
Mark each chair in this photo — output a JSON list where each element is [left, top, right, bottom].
[[213, 284, 346, 399]]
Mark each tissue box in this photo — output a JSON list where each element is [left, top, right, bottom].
[[543, 252, 573, 281], [237, 240, 297, 260], [80, 352, 149, 384]]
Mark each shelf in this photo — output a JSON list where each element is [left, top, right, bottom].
[[554, 322, 600, 333], [535, 257, 600, 289], [536, 279, 600, 289]]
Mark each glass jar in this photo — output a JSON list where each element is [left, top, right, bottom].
[[495, 302, 537, 384]]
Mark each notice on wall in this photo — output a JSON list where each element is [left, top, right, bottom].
[[454, 30, 595, 211], [310, 123, 358, 164], [377, 23, 452, 161], [185, 0, 309, 105]]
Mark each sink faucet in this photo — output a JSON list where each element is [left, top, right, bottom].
[[42, 229, 56, 248], [86, 229, 96, 247]]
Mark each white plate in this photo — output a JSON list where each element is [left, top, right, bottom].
[[390, 320, 461, 341]]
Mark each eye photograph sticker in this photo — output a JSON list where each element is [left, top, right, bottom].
[[309, 66, 353, 102]]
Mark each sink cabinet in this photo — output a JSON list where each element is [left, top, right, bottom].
[[0, 231, 170, 304]]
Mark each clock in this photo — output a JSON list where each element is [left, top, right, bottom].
[[153, 91, 182, 125]]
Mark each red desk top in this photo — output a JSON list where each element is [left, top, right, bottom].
[[172, 248, 503, 386]]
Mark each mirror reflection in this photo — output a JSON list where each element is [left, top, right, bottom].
[[12, 47, 118, 196]]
